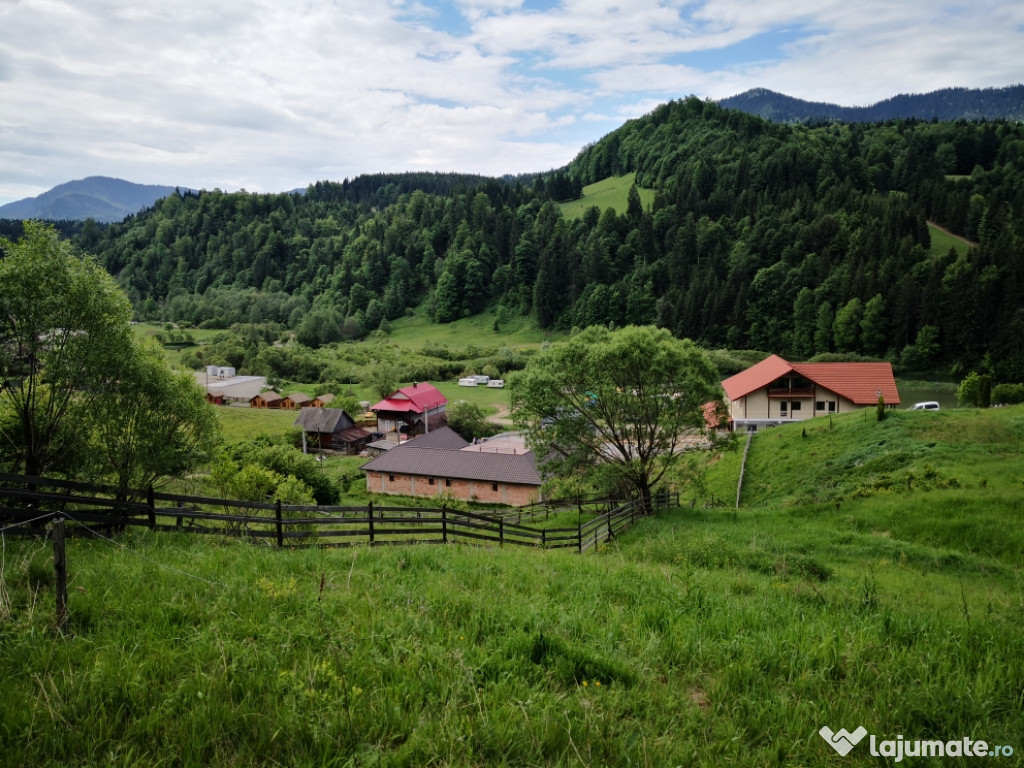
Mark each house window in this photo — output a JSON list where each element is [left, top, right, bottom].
[[780, 402, 788, 415], [828, 401, 837, 413], [388, 473, 395, 482], [428, 477, 435, 486], [491, 483, 498, 492], [445, 479, 452, 487], [791, 401, 802, 411], [816, 401, 825, 411]]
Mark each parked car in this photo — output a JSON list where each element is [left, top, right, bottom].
[[909, 401, 940, 411]]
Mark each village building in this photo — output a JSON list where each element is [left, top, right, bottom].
[[193, 370, 267, 405], [360, 426, 541, 506], [249, 390, 283, 409], [310, 393, 334, 408], [722, 354, 900, 431], [370, 382, 448, 440], [280, 392, 313, 410], [293, 407, 372, 455]]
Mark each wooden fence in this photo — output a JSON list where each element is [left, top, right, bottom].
[[0, 472, 678, 554]]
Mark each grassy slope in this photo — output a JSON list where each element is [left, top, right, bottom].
[[558, 173, 656, 220], [3, 414, 1021, 766], [927, 223, 970, 258]]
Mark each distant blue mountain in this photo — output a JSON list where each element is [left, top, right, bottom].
[[0, 176, 194, 223], [718, 85, 1024, 123]]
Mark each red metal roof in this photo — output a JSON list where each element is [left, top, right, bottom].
[[723, 355, 900, 406], [722, 354, 794, 401], [370, 382, 447, 414], [791, 362, 900, 405]]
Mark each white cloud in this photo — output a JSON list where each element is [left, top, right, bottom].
[[0, 0, 1022, 205]]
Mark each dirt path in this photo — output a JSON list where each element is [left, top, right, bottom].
[[487, 403, 514, 426], [927, 220, 977, 249]]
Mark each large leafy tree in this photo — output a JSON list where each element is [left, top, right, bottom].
[[509, 325, 722, 507], [88, 339, 220, 492], [0, 222, 133, 476]]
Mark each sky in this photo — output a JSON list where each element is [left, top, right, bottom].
[[1, 0, 1023, 206]]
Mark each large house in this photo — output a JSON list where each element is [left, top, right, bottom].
[[360, 427, 541, 507], [722, 354, 900, 431], [370, 382, 448, 440]]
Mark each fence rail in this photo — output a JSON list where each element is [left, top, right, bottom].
[[0, 473, 679, 554]]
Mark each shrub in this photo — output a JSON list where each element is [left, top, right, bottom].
[[991, 382, 1024, 405]]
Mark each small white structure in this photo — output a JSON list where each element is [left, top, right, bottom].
[[471, 374, 490, 385], [486, 379, 505, 388], [458, 377, 478, 387]]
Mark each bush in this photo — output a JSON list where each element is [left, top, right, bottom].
[[991, 382, 1024, 405]]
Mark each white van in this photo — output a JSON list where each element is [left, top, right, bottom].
[[909, 401, 940, 411]]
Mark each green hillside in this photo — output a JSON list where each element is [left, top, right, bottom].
[[72, 98, 1024, 381], [557, 172, 655, 219], [2, 407, 1022, 766]]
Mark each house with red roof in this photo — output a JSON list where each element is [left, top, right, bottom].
[[722, 354, 900, 431], [370, 381, 448, 440]]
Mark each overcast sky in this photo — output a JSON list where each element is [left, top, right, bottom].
[[2, 0, 1023, 206]]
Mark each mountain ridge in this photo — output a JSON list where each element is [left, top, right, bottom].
[[0, 176, 194, 224], [718, 85, 1024, 123]]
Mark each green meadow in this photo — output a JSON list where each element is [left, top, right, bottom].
[[927, 222, 972, 259], [558, 173, 656, 220], [5, 408, 1020, 766]]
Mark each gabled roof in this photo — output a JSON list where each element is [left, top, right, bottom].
[[722, 354, 794, 401], [405, 425, 470, 450], [791, 362, 900, 405], [722, 354, 900, 405], [370, 382, 447, 414], [252, 390, 283, 403], [293, 407, 356, 434], [284, 392, 312, 405], [361, 445, 540, 486]]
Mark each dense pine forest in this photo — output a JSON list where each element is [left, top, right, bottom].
[[75, 97, 1024, 380]]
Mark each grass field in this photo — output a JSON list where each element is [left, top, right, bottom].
[[386, 307, 558, 351], [558, 173, 656, 220], [2, 406, 1022, 765], [928, 223, 972, 259]]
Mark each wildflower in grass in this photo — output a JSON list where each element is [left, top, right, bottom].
[[582, 680, 588, 687], [595, 681, 601, 687]]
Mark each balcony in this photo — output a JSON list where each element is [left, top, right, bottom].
[[767, 385, 815, 398]]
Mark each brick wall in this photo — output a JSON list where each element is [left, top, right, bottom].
[[365, 471, 539, 507]]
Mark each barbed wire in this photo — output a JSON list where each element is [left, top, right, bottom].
[[0, 511, 57, 535]]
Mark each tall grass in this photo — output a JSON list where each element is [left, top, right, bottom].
[[2, 407, 1022, 766]]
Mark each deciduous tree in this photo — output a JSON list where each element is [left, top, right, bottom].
[[0, 223, 133, 477], [509, 325, 722, 508]]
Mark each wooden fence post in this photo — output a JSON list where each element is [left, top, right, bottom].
[[441, 505, 448, 544], [147, 485, 156, 529], [499, 518, 504, 548], [368, 500, 374, 545], [275, 500, 283, 548], [607, 509, 612, 542], [53, 515, 68, 634], [578, 523, 583, 553]]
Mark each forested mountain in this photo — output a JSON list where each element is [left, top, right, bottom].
[[77, 98, 1024, 381], [719, 85, 1024, 123], [0, 176, 193, 223]]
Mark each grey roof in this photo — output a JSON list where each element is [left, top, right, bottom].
[[361, 436, 540, 486], [293, 407, 356, 434], [405, 425, 470, 450]]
